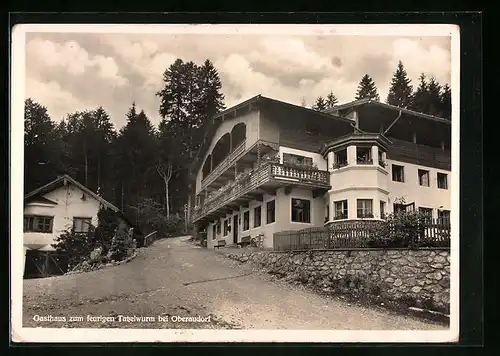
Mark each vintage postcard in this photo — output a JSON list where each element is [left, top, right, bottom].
[[10, 23, 460, 343]]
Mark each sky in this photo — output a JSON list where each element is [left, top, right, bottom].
[[23, 27, 452, 129]]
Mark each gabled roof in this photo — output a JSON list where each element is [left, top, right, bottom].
[[25, 175, 120, 212], [188, 94, 356, 181], [325, 98, 451, 124], [26, 196, 58, 205]]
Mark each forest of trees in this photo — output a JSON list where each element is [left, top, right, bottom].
[[24, 58, 451, 230], [311, 60, 452, 120], [24, 58, 225, 228]]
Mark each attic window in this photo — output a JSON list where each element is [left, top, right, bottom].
[[81, 193, 86, 201]]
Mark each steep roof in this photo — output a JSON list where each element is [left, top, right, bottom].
[[25, 174, 120, 211], [325, 98, 451, 124], [188, 94, 356, 182], [24, 175, 142, 234]]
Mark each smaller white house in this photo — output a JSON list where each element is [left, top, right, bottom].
[[23, 175, 127, 276]]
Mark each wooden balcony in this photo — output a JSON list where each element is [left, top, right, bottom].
[[192, 162, 330, 223], [201, 140, 247, 191]]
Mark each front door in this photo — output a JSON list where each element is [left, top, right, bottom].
[[233, 214, 239, 244]]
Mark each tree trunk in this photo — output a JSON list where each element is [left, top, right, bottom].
[[84, 140, 88, 186], [165, 180, 170, 218], [97, 152, 101, 192], [121, 181, 124, 210]]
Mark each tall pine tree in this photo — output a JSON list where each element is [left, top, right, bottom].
[[439, 83, 452, 120], [409, 73, 429, 113], [311, 96, 327, 111], [426, 77, 442, 116], [24, 98, 62, 192], [386, 61, 413, 108], [326, 91, 339, 108], [355, 74, 380, 101]]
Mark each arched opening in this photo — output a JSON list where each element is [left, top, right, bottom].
[[230, 123, 246, 150], [202, 154, 212, 179], [211, 133, 231, 169]]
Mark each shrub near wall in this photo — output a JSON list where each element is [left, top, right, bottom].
[[226, 248, 450, 314]]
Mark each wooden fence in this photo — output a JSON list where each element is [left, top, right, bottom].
[[143, 231, 159, 247], [273, 219, 451, 251]]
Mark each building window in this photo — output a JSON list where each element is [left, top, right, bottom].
[[393, 203, 406, 214], [254, 206, 261, 227], [212, 224, 217, 239], [380, 201, 386, 218], [24, 215, 53, 233], [325, 204, 330, 223], [266, 200, 275, 224], [334, 200, 348, 220], [283, 153, 313, 167], [356, 147, 372, 164], [419, 207, 434, 222], [291, 198, 311, 223], [438, 209, 450, 224], [223, 219, 229, 236], [333, 149, 348, 168], [392, 164, 405, 182], [418, 169, 430, 187], [357, 199, 373, 218], [378, 150, 386, 167], [216, 222, 221, 234], [243, 211, 250, 231], [73, 217, 92, 233], [437, 173, 448, 189]]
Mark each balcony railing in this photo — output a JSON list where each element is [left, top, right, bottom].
[[201, 140, 247, 190], [192, 162, 330, 222]]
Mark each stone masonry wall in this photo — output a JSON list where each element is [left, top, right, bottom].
[[225, 249, 450, 314]]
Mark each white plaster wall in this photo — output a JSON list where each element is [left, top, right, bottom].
[[387, 159, 451, 218], [325, 158, 451, 221], [24, 184, 101, 250]]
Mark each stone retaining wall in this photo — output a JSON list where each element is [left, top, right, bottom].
[[225, 248, 450, 314]]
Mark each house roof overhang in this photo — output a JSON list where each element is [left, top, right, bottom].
[[325, 99, 451, 148], [320, 133, 393, 156], [189, 95, 356, 180], [24, 175, 140, 233]]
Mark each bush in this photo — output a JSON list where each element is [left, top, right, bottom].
[[107, 220, 135, 261], [135, 198, 186, 236], [52, 228, 95, 270], [367, 210, 442, 249], [94, 208, 119, 254]]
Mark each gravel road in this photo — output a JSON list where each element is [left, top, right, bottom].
[[23, 236, 447, 330]]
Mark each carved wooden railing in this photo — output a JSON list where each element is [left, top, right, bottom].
[[192, 163, 330, 222], [201, 140, 246, 190]]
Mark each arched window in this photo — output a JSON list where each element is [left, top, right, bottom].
[[230, 123, 246, 150], [202, 154, 212, 179], [211, 133, 231, 169]]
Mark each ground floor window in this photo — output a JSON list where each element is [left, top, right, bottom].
[[334, 200, 348, 220], [357, 199, 373, 218], [438, 209, 450, 224], [216, 221, 221, 234], [24, 215, 54, 233], [380, 201, 386, 218], [266, 200, 275, 224], [223, 219, 229, 236], [254, 206, 261, 227], [243, 211, 250, 230], [291, 198, 311, 223], [73, 217, 92, 233], [212, 224, 216, 239]]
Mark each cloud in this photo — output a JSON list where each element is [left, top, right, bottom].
[[25, 78, 90, 120], [23, 33, 452, 129], [26, 38, 129, 86]]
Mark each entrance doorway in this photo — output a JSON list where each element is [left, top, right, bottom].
[[233, 214, 239, 244]]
